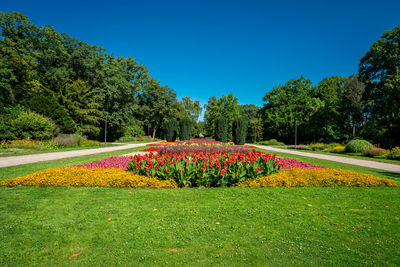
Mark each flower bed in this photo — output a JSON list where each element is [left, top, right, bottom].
[[1, 167, 177, 188], [239, 168, 398, 187], [73, 156, 131, 169], [128, 150, 281, 187], [279, 158, 325, 169], [158, 144, 250, 154]]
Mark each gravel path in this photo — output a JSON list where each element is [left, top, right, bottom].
[[0, 143, 152, 168], [253, 144, 400, 173]]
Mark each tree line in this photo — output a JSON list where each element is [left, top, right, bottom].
[[0, 11, 399, 147], [0, 11, 202, 141], [203, 25, 400, 148]]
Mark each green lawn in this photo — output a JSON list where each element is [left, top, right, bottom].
[[1, 186, 399, 266], [277, 146, 400, 165], [1, 146, 399, 266], [0, 143, 122, 157], [258, 148, 400, 182], [0, 146, 150, 180]]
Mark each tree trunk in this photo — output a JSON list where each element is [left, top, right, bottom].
[[152, 127, 157, 139], [353, 123, 355, 137]]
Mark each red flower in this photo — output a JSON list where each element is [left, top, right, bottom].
[[221, 168, 227, 176], [202, 163, 207, 170]]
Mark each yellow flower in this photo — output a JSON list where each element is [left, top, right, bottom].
[[239, 168, 397, 188], [1, 167, 177, 188]]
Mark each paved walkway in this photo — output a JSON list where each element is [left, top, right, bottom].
[[0, 142, 152, 168], [253, 144, 400, 173]]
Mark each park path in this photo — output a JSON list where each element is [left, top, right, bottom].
[[253, 144, 400, 173], [0, 142, 152, 168]]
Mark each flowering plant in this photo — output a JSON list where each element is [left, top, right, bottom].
[[128, 150, 281, 187]]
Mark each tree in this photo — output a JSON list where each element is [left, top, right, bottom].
[[180, 117, 192, 140], [249, 118, 263, 142], [240, 104, 261, 141], [181, 96, 202, 122], [138, 78, 181, 139], [215, 117, 228, 142], [232, 117, 248, 145], [260, 77, 322, 143], [343, 75, 366, 137], [163, 119, 178, 142], [204, 93, 241, 139], [304, 76, 349, 142], [359, 25, 400, 146]]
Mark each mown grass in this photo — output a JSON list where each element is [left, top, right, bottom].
[[0, 146, 150, 180], [0, 143, 121, 157], [278, 147, 400, 165], [1, 186, 399, 266], [1, 145, 399, 266], [258, 148, 400, 182]]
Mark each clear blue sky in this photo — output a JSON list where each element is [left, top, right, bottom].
[[2, 0, 399, 109]]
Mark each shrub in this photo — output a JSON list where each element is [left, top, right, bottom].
[[12, 111, 56, 140], [53, 135, 79, 147], [215, 117, 228, 143], [345, 139, 373, 153], [387, 147, 400, 160], [117, 136, 136, 143], [0, 114, 18, 140], [164, 119, 178, 142], [232, 117, 248, 145], [1, 167, 177, 188], [310, 143, 327, 151], [124, 124, 145, 138], [258, 139, 285, 146], [332, 146, 345, 153], [180, 117, 192, 141], [81, 140, 100, 147], [239, 168, 398, 187], [363, 149, 386, 157]]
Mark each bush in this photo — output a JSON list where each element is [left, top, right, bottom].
[[180, 117, 192, 141], [387, 147, 400, 160], [12, 111, 56, 140], [123, 121, 145, 138], [164, 119, 178, 142], [0, 114, 18, 140], [345, 139, 374, 153], [310, 143, 327, 151], [258, 139, 285, 146], [232, 117, 248, 145], [363, 149, 386, 157], [332, 146, 345, 153], [215, 117, 228, 143], [80, 140, 100, 147], [53, 135, 79, 147]]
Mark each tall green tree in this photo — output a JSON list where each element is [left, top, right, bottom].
[[359, 25, 400, 146], [138, 78, 181, 139], [343, 74, 366, 137], [261, 77, 322, 143], [204, 93, 241, 139], [304, 76, 349, 142], [240, 104, 261, 141]]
